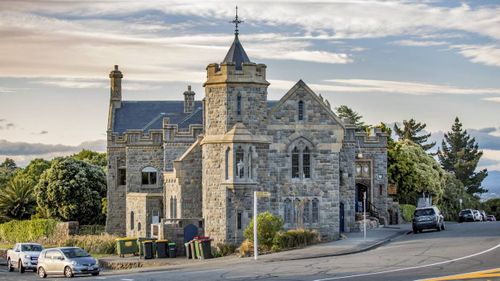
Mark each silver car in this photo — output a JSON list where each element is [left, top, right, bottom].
[[37, 247, 99, 278]]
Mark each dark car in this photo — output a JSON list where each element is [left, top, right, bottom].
[[458, 209, 475, 222], [412, 206, 445, 233]]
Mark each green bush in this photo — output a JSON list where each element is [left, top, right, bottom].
[[400, 204, 416, 222], [272, 228, 318, 251], [63, 234, 116, 255], [0, 219, 57, 243], [243, 211, 283, 250], [212, 243, 236, 258]]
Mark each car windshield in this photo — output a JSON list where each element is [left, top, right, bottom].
[[21, 244, 43, 252], [414, 208, 435, 216], [460, 210, 471, 215], [61, 248, 90, 258]]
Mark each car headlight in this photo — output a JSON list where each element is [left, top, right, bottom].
[[23, 254, 31, 260], [71, 261, 79, 266]]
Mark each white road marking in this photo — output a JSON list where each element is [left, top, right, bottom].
[[312, 243, 500, 281], [121, 279, 135, 281]]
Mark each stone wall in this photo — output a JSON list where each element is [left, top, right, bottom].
[[339, 126, 357, 232], [126, 145, 164, 193], [106, 146, 127, 235], [267, 82, 344, 241], [126, 193, 163, 237]]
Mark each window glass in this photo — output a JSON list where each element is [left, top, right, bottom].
[[237, 211, 242, 230], [298, 100, 304, 121], [284, 199, 292, 224], [303, 147, 311, 178], [130, 211, 135, 230], [118, 168, 126, 185], [236, 146, 245, 179], [312, 199, 319, 223], [237, 94, 242, 115], [303, 199, 310, 223], [141, 167, 157, 185], [62, 248, 90, 258], [292, 147, 300, 178]]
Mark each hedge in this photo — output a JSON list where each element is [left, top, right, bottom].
[[400, 204, 416, 222], [0, 219, 58, 243], [272, 228, 318, 251]]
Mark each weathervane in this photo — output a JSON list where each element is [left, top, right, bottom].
[[230, 6, 243, 36]]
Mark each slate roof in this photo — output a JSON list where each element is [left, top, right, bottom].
[[113, 100, 280, 134], [222, 34, 251, 70], [113, 101, 203, 134]]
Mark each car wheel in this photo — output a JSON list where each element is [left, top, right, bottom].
[[38, 267, 47, 278], [7, 259, 14, 272], [436, 224, 441, 232], [18, 260, 25, 273], [91, 272, 100, 276], [64, 266, 74, 278], [413, 228, 418, 234]]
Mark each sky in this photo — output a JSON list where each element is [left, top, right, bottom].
[[0, 0, 499, 171]]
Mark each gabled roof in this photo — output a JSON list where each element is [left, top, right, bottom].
[[113, 101, 203, 134], [222, 34, 251, 70]]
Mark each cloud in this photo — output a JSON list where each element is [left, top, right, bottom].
[[482, 97, 500, 103], [452, 45, 500, 67], [0, 87, 15, 93], [0, 139, 106, 167], [393, 40, 449, 47], [34, 78, 107, 89], [39, 130, 48, 135], [269, 78, 500, 96]]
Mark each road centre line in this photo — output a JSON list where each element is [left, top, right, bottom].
[[419, 267, 500, 281], [312, 243, 500, 281]]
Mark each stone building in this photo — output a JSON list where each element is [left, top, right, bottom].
[[105, 23, 390, 245]]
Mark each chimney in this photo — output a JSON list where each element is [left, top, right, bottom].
[[183, 85, 195, 114], [109, 65, 123, 103]]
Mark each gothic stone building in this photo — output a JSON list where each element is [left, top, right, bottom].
[[105, 31, 389, 245]]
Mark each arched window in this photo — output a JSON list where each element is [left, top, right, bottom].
[[303, 147, 311, 178], [248, 147, 253, 179], [236, 146, 245, 179], [137, 222, 142, 231], [284, 198, 292, 224], [225, 147, 230, 180], [141, 167, 157, 185], [303, 199, 310, 224], [292, 147, 300, 178], [130, 211, 135, 230], [312, 198, 319, 223], [237, 94, 242, 116], [298, 100, 304, 121]]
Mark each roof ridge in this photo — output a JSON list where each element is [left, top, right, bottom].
[[178, 107, 202, 126]]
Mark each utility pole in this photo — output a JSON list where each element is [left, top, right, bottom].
[[253, 191, 258, 260], [363, 191, 367, 241]]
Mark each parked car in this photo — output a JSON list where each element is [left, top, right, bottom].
[[37, 247, 99, 278], [478, 210, 487, 221], [6, 243, 44, 273], [458, 209, 475, 222], [412, 206, 445, 234], [472, 210, 483, 221], [486, 215, 497, 221]]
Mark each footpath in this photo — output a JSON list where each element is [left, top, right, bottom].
[[0, 224, 411, 273]]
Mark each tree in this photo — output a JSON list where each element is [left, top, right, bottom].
[[72, 150, 107, 169], [335, 105, 367, 131], [14, 158, 51, 188], [0, 177, 36, 221], [438, 117, 488, 195], [388, 140, 445, 205], [394, 118, 435, 151], [35, 158, 106, 225], [0, 158, 19, 190], [376, 122, 395, 148]]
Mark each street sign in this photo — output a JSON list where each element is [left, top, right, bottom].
[[255, 191, 271, 197]]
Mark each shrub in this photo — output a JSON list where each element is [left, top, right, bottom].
[[0, 219, 57, 243], [212, 243, 236, 257], [400, 204, 416, 222], [239, 239, 253, 257], [39, 234, 117, 255], [243, 211, 283, 250], [272, 228, 319, 251]]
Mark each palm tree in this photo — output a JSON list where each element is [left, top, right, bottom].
[[0, 177, 36, 221]]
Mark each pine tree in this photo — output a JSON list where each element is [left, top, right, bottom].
[[394, 118, 435, 151], [335, 105, 367, 131], [438, 117, 488, 195]]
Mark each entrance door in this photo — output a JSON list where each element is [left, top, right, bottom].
[[355, 184, 368, 212], [339, 202, 345, 233], [183, 224, 198, 243]]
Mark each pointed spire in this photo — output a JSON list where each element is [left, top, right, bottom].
[[223, 6, 251, 70]]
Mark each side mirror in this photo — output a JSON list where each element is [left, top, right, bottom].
[[59, 257, 65, 261]]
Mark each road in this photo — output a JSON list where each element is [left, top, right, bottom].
[[1, 222, 499, 281]]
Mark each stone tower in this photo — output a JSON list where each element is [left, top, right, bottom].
[[201, 12, 271, 244]]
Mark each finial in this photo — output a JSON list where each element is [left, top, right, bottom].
[[230, 6, 243, 36]]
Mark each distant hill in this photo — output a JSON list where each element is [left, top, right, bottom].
[[482, 170, 500, 200]]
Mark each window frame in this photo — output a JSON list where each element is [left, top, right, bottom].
[[141, 166, 158, 186]]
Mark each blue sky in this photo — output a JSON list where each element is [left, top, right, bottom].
[[0, 0, 500, 171]]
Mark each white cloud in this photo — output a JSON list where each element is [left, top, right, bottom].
[[394, 39, 449, 47], [482, 97, 500, 103], [452, 45, 500, 67], [269, 78, 500, 96]]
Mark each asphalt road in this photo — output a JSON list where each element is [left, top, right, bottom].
[[1, 222, 499, 281]]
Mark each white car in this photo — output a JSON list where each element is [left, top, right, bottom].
[[6, 243, 44, 273], [472, 210, 482, 221]]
